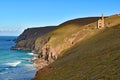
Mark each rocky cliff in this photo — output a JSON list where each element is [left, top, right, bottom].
[[12, 26, 56, 50], [11, 14, 120, 80], [33, 14, 120, 80], [34, 17, 101, 63]]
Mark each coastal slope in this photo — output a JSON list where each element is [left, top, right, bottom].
[[12, 14, 120, 80], [33, 14, 120, 80], [34, 17, 101, 58], [12, 26, 56, 50]]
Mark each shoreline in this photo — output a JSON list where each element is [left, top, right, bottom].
[[31, 57, 49, 70]]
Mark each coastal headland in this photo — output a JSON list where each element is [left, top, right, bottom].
[[12, 14, 120, 80]]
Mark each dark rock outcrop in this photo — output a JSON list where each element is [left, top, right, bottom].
[[11, 26, 56, 50]]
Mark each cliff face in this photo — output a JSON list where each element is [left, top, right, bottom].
[[34, 17, 101, 62], [33, 15, 120, 80], [11, 14, 120, 79], [12, 26, 56, 50]]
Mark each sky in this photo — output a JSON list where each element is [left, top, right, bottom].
[[0, 0, 120, 36]]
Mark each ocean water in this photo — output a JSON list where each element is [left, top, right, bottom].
[[0, 36, 37, 80]]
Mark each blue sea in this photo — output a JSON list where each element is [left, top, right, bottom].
[[0, 36, 37, 80]]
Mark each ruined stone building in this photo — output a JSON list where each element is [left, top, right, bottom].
[[97, 14, 105, 28]]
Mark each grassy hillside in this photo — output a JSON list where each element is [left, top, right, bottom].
[[34, 14, 120, 80], [35, 15, 120, 57], [35, 17, 100, 56]]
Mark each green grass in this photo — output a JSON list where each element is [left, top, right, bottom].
[[34, 14, 120, 80], [35, 17, 100, 51]]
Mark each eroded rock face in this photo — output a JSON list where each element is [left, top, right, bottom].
[[35, 31, 88, 64], [12, 26, 56, 50], [35, 44, 57, 64]]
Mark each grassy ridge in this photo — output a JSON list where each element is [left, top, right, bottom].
[[35, 17, 101, 56], [34, 14, 120, 80]]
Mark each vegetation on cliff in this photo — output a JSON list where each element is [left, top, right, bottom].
[[12, 26, 56, 50], [34, 17, 101, 60], [12, 14, 120, 80], [33, 14, 120, 80]]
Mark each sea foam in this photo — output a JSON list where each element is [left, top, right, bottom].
[[5, 61, 21, 67], [27, 52, 34, 55], [28, 52, 37, 56]]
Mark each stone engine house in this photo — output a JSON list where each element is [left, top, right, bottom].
[[97, 14, 105, 28]]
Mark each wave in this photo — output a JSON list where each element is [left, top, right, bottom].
[[5, 61, 21, 67], [27, 52, 34, 55], [21, 58, 30, 60], [27, 52, 37, 56]]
